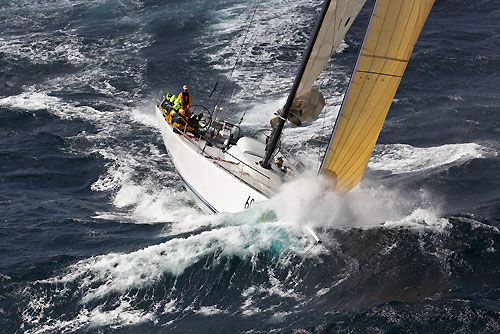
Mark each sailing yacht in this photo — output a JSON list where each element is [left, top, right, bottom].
[[156, 0, 435, 214]]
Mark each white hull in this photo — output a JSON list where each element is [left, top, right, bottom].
[[156, 107, 284, 213]]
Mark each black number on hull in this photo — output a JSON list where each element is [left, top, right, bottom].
[[244, 196, 255, 209]]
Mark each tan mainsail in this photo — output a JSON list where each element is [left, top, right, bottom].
[[287, 0, 366, 125], [320, 0, 435, 192]]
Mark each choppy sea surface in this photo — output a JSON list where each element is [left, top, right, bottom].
[[1, 0, 500, 333]]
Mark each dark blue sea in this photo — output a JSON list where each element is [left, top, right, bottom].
[[1, 0, 500, 333]]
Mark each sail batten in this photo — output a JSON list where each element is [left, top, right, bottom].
[[320, 0, 435, 192], [364, 54, 410, 62], [357, 71, 403, 77]]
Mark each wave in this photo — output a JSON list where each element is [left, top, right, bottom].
[[3, 1, 500, 332], [20, 210, 499, 333], [18, 170, 468, 332], [369, 142, 495, 175]]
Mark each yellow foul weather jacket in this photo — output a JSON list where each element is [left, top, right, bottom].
[[178, 92, 192, 112]]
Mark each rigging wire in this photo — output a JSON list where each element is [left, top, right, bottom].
[[235, 18, 301, 125], [236, 62, 272, 125], [211, 0, 262, 120], [209, 0, 300, 128]]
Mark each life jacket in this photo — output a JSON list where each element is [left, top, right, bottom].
[[178, 92, 191, 110], [161, 93, 171, 110]]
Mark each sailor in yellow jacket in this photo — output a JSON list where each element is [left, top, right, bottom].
[[161, 93, 174, 111], [178, 85, 192, 116], [167, 98, 181, 125], [170, 97, 193, 132]]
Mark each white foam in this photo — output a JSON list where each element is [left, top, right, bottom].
[[0, 92, 62, 111], [161, 299, 179, 314], [25, 166, 455, 332], [269, 311, 292, 323], [11, 0, 491, 331], [316, 287, 330, 296], [87, 298, 155, 329], [46, 220, 316, 304], [383, 208, 449, 232], [238, 266, 303, 318], [110, 181, 202, 224], [89, 138, 204, 224], [0, 91, 106, 121], [369, 143, 493, 175], [194, 306, 227, 316], [129, 99, 159, 128], [23, 298, 154, 334], [267, 269, 302, 299], [97, 150, 194, 225], [240, 290, 262, 317]]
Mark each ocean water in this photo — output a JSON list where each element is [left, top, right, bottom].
[[1, 0, 500, 333]]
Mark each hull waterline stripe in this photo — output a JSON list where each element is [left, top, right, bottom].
[[177, 173, 218, 214]]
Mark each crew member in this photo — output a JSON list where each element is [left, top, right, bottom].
[[173, 97, 182, 112], [170, 98, 194, 132], [275, 157, 288, 173], [178, 85, 192, 116], [161, 93, 173, 110], [166, 98, 181, 125], [169, 94, 176, 104]]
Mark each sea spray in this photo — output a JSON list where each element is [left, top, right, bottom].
[[262, 171, 443, 231]]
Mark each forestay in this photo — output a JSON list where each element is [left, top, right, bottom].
[[321, 0, 435, 192]]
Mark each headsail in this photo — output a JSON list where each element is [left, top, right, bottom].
[[320, 0, 435, 192], [295, 0, 367, 100], [278, 0, 367, 126], [263, 0, 366, 167]]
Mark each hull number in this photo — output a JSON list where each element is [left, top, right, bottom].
[[244, 196, 255, 209]]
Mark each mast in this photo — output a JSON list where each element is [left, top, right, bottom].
[[260, 0, 332, 169]]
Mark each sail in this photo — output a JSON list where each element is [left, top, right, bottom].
[[272, 88, 325, 127], [262, 0, 366, 167], [320, 0, 435, 192], [288, 0, 367, 125]]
